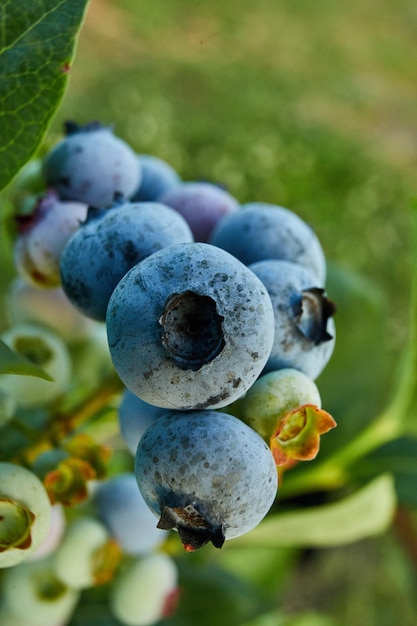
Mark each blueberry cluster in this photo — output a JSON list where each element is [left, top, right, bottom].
[[1, 119, 337, 623]]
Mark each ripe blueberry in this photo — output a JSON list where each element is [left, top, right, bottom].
[[106, 242, 275, 409], [249, 259, 336, 379], [60, 199, 194, 321], [118, 389, 166, 455], [209, 202, 327, 285], [135, 410, 278, 550], [94, 473, 168, 555], [42, 121, 141, 208], [131, 154, 181, 202]]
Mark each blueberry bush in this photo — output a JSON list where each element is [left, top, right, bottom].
[[1, 1, 417, 625]]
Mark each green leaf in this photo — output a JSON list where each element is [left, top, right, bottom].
[[165, 560, 268, 626], [354, 437, 417, 508], [0, 339, 53, 380], [232, 474, 396, 548], [218, 545, 297, 594], [0, 0, 90, 192], [317, 263, 390, 457]]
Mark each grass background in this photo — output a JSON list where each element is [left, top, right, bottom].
[[3, 0, 417, 624]]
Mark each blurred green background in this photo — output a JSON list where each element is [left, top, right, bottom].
[[4, 0, 417, 624], [57, 0, 416, 375]]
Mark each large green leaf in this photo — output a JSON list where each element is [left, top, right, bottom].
[[231, 474, 396, 548], [0, 339, 53, 380], [0, 0, 90, 193]]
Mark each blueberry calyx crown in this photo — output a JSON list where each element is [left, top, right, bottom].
[[84, 206, 108, 223], [84, 193, 126, 220], [0, 498, 35, 552], [157, 503, 225, 551], [293, 288, 337, 345], [159, 291, 225, 372], [64, 120, 111, 136]]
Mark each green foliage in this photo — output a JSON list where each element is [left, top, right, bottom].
[[232, 475, 396, 548], [0, 339, 53, 380], [354, 438, 417, 507], [0, 0, 89, 192]]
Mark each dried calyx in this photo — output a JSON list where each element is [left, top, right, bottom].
[[157, 503, 225, 551], [0, 498, 35, 552], [293, 288, 337, 344], [160, 291, 225, 371]]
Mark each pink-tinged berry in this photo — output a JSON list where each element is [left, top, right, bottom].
[[110, 553, 179, 626], [160, 181, 239, 242], [14, 190, 88, 288]]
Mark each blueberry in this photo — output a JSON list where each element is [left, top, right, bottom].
[[248, 259, 336, 380], [0, 463, 52, 568], [0, 558, 80, 625], [42, 121, 141, 207], [13, 190, 88, 288], [159, 181, 239, 242], [110, 553, 179, 626], [28, 504, 66, 562], [53, 516, 120, 589], [209, 202, 327, 285], [118, 388, 166, 455], [106, 242, 275, 409], [6, 278, 95, 343], [94, 473, 168, 555], [239, 368, 322, 440], [131, 154, 181, 202], [60, 199, 194, 321], [135, 410, 278, 550]]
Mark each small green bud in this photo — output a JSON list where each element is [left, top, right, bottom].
[[0, 498, 35, 552]]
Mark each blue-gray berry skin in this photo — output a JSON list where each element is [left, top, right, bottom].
[[60, 200, 194, 321], [135, 410, 278, 550], [42, 121, 141, 208], [248, 260, 336, 380], [118, 388, 166, 455], [209, 202, 327, 285], [131, 155, 181, 202], [94, 473, 168, 554], [106, 242, 275, 410]]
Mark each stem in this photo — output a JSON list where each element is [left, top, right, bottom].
[[279, 413, 401, 499], [52, 374, 124, 441], [10, 417, 39, 442], [21, 374, 123, 462]]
